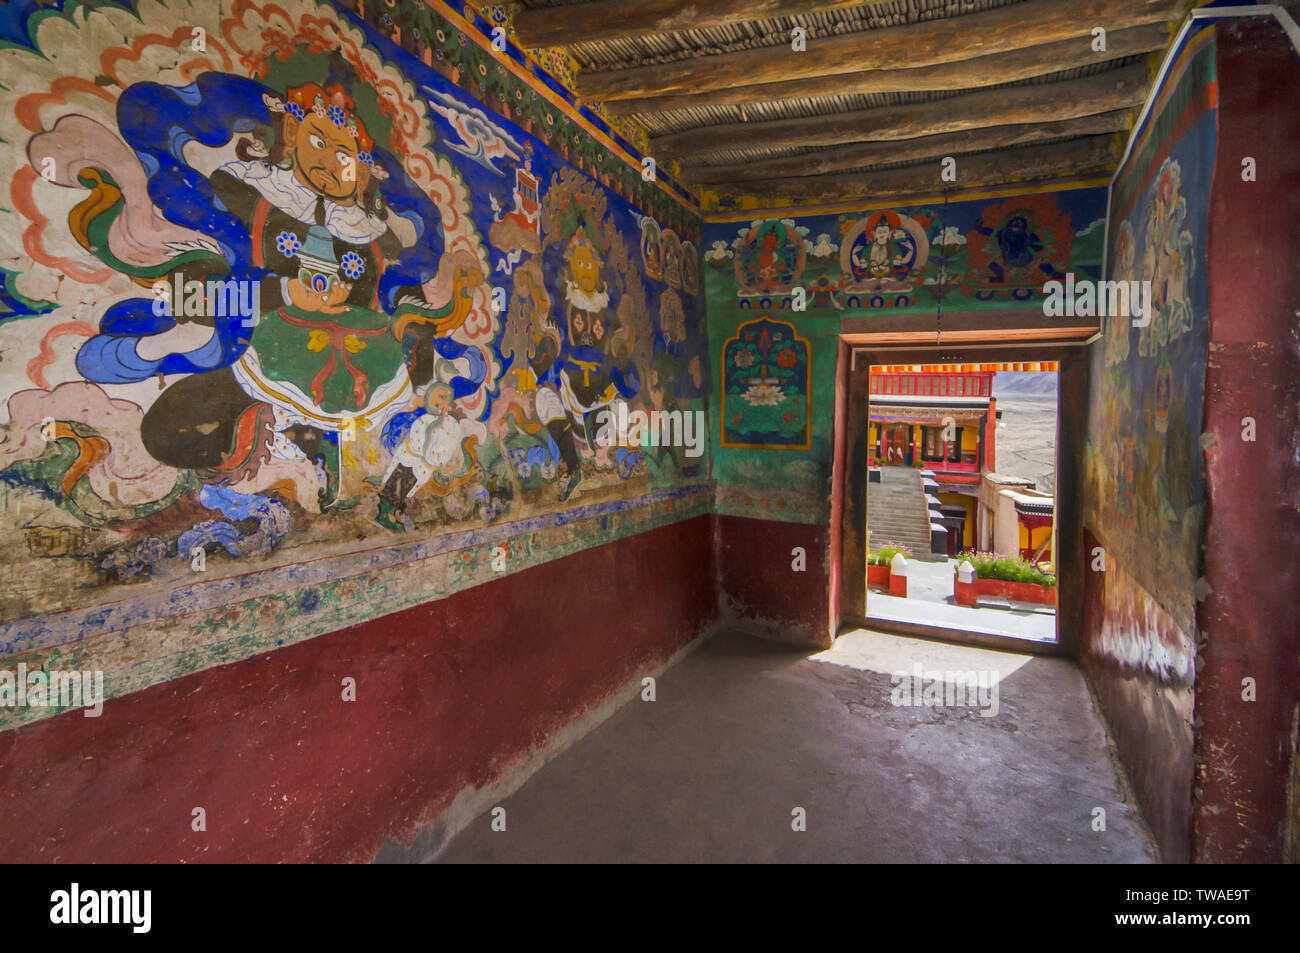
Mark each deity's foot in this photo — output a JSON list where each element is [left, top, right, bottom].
[[557, 467, 582, 503], [373, 497, 409, 533]]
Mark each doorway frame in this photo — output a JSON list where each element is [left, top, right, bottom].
[[830, 335, 1092, 657]]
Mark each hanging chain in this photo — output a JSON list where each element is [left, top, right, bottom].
[[936, 188, 950, 347]]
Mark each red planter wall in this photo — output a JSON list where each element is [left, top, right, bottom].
[[974, 577, 1057, 606]]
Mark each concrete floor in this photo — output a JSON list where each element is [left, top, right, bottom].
[[435, 629, 1156, 863]]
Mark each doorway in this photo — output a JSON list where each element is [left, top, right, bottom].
[[834, 339, 1088, 656], [882, 425, 912, 466]]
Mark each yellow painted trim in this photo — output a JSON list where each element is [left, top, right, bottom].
[[703, 175, 1112, 223]]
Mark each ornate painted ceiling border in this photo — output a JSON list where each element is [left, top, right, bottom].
[[1108, 23, 1216, 225], [340, 0, 702, 230], [0, 1, 702, 231]]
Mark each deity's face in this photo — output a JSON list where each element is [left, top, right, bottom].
[[288, 112, 370, 204], [872, 224, 892, 245], [570, 244, 601, 295]]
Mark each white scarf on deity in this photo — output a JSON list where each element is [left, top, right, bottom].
[[220, 159, 389, 245], [564, 280, 610, 314]]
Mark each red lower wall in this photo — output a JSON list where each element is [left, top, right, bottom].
[[715, 514, 831, 646], [0, 514, 715, 863]]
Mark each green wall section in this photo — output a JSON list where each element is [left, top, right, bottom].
[[703, 185, 1109, 527], [708, 312, 838, 525]]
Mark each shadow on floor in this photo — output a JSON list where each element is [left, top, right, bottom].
[[432, 628, 1155, 863]]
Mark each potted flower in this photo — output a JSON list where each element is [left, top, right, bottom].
[[867, 542, 912, 589]]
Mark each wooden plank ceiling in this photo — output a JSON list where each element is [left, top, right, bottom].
[[511, 0, 1188, 205]]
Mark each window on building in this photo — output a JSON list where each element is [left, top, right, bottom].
[[922, 425, 964, 463], [922, 427, 940, 460]]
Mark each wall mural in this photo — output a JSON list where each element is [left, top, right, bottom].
[[720, 317, 810, 451], [342, 0, 699, 236], [1083, 35, 1215, 636], [702, 187, 1106, 313], [0, 0, 706, 624]]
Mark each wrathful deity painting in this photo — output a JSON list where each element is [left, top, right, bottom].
[[0, 0, 707, 620], [702, 189, 1106, 313]]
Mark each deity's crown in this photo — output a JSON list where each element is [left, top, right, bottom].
[[565, 227, 597, 263], [865, 210, 901, 231], [273, 83, 377, 168]]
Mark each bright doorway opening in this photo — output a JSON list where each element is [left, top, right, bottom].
[[863, 361, 1060, 647]]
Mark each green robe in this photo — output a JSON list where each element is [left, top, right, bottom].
[[252, 303, 406, 414]]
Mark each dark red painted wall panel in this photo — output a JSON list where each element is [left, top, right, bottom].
[[0, 515, 715, 863], [715, 514, 830, 646], [1195, 19, 1300, 864]]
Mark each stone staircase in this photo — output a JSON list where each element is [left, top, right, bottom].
[[867, 466, 947, 563]]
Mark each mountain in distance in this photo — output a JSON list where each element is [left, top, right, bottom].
[[992, 371, 1058, 399]]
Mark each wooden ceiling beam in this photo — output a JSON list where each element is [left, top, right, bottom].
[[708, 134, 1122, 202], [603, 23, 1170, 117], [687, 110, 1132, 185], [574, 0, 1179, 103], [511, 0, 881, 50], [656, 63, 1149, 159]]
